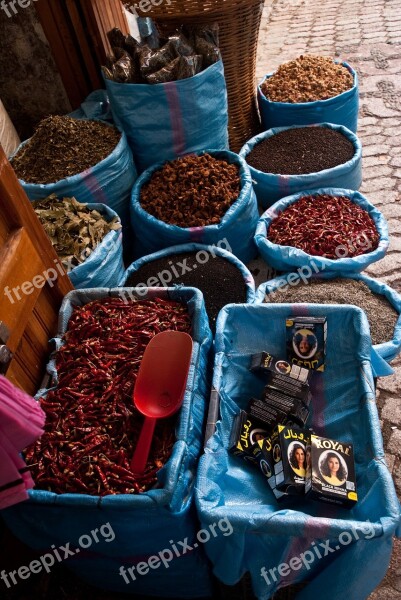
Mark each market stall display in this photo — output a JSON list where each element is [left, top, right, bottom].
[[10, 115, 136, 228], [254, 188, 389, 273], [123, 243, 255, 331], [32, 195, 124, 289], [104, 26, 228, 172], [131, 150, 259, 263], [258, 56, 359, 133], [240, 123, 362, 207], [195, 303, 400, 600], [3, 286, 213, 598]]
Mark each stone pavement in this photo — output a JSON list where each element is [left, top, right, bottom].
[[255, 0, 401, 597]]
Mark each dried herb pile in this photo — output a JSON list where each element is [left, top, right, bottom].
[[264, 278, 398, 345], [246, 127, 355, 175], [261, 55, 354, 103], [140, 153, 241, 227], [32, 195, 121, 270], [11, 116, 121, 184], [268, 194, 379, 259], [25, 297, 191, 496]]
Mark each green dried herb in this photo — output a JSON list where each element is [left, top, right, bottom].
[[32, 195, 121, 270], [11, 116, 121, 184]]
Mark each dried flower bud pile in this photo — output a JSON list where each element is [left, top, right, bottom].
[[268, 194, 379, 258], [32, 195, 121, 270], [261, 55, 354, 103], [11, 116, 121, 184], [140, 153, 241, 227], [25, 297, 191, 496]]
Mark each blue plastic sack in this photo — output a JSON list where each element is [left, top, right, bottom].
[[256, 271, 401, 365], [104, 60, 229, 173], [55, 202, 124, 290], [2, 287, 213, 598], [258, 62, 359, 133], [195, 303, 401, 600], [254, 188, 389, 273], [120, 242, 256, 302], [130, 150, 259, 264], [69, 89, 114, 123], [239, 123, 362, 208], [14, 123, 137, 229]]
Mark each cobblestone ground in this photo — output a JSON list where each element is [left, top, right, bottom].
[[256, 0, 401, 597]]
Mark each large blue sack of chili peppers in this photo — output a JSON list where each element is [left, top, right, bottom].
[[258, 62, 359, 133], [195, 303, 401, 600], [254, 188, 389, 274], [2, 287, 214, 598], [104, 60, 229, 173], [255, 271, 401, 365], [130, 149, 259, 264]]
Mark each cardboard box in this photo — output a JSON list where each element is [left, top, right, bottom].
[[286, 317, 327, 372], [305, 434, 358, 508]]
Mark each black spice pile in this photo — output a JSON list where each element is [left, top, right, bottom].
[[11, 116, 121, 184], [265, 278, 398, 345], [126, 251, 248, 330], [140, 153, 241, 227], [246, 127, 355, 175], [25, 297, 191, 496]]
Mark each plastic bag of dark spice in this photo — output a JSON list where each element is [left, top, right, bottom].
[[103, 24, 229, 171]]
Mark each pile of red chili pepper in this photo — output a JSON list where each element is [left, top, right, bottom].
[[25, 297, 191, 496], [268, 194, 380, 259]]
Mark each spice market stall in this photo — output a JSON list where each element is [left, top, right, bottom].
[[1, 2, 401, 598]]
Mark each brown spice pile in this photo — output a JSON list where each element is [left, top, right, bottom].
[[11, 116, 121, 184], [265, 278, 398, 345], [261, 55, 354, 103], [140, 153, 241, 227]]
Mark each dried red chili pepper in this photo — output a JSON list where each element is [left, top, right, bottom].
[[25, 297, 191, 496], [268, 194, 380, 259]]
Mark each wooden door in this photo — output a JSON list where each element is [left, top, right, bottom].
[[0, 146, 73, 395]]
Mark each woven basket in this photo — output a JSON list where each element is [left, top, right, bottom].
[[131, 0, 264, 152]]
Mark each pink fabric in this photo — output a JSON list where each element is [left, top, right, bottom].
[[0, 376, 45, 509]]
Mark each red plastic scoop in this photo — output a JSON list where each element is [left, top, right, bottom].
[[130, 331, 193, 475]]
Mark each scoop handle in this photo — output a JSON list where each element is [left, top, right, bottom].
[[130, 417, 157, 475]]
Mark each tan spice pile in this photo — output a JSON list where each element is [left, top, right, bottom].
[[264, 278, 398, 345], [140, 153, 241, 227], [32, 195, 121, 269], [11, 116, 121, 184], [261, 55, 354, 103]]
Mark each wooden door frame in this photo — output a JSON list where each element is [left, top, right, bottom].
[[34, 0, 129, 109]]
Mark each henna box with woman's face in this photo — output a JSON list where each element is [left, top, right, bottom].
[[305, 434, 358, 508], [272, 425, 311, 495], [286, 317, 327, 372]]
